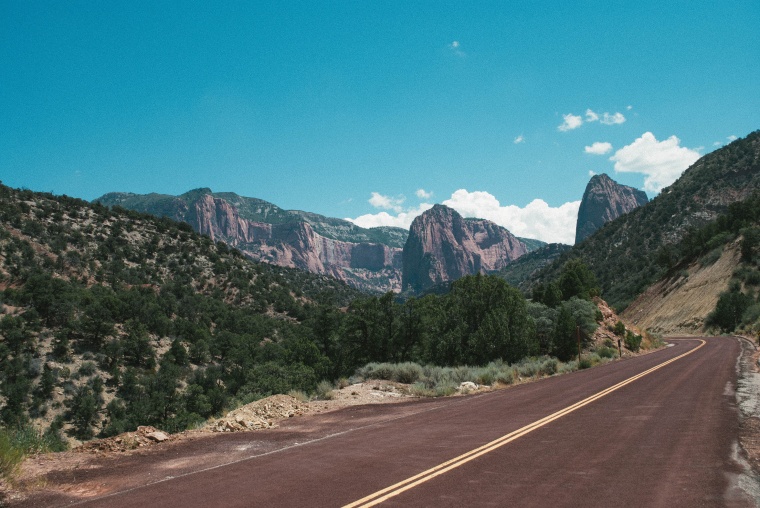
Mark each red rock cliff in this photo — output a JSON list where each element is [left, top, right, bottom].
[[402, 204, 528, 293], [186, 195, 402, 292]]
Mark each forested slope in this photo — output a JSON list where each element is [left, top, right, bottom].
[[537, 131, 760, 310]]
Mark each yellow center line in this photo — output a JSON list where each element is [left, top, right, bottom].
[[343, 339, 706, 508]]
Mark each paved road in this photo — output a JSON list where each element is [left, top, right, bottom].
[[31, 337, 756, 507]]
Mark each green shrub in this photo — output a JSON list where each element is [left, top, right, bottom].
[[0, 428, 24, 481], [745, 270, 760, 286], [410, 382, 434, 397], [538, 357, 558, 376], [433, 382, 458, 397], [356, 363, 394, 381], [516, 358, 540, 378], [699, 247, 724, 267], [645, 331, 665, 349], [452, 366, 475, 383], [578, 358, 593, 369], [586, 353, 602, 365], [624, 331, 642, 352], [0, 424, 67, 482], [596, 346, 617, 359], [558, 360, 578, 374], [495, 369, 514, 385], [78, 361, 97, 377], [392, 363, 423, 384], [475, 369, 495, 386], [287, 390, 309, 403], [315, 380, 334, 400]]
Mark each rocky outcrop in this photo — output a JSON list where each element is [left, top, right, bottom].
[[402, 204, 528, 293], [99, 190, 532, 295], [188, 195, 403, 292], [97, 191, 404, 293], [575, 174, 648, 244]]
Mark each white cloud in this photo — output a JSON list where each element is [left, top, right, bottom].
[[713, 141, 722, 147], [347, 189, 581, 244], [448, 40, 465, 57], [442, 190, 580, 244], [347, 203, 434, 230], [600, 112, 626, 125], [368, 192, 405, 213], [416, 189, 433, 200], [558, 114, 583, 132], [610, 132, 701, 193], [626, 105, 633, 111], [589, 170, 597, 177], [513, 134, 525, 144], [582, 109, 626, 125], [584, 141, 613, 155], [727, 135, 738, 142]]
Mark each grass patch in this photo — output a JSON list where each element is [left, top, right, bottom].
[[596, 346, 618, 359], [0, 429, 24, 482], [0, 424, 68, 483], [315, 380, 335, 400], [354, 355, 591, 397], [287, 390, 310, 403]]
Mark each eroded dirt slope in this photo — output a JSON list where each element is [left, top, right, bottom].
[[622, 241, 739, 334]]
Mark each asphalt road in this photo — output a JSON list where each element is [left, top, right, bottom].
[[28, 337, 756, 507]]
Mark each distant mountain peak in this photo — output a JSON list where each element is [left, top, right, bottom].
[[402, 205, 528, 293], [575, 174, 648, 244]]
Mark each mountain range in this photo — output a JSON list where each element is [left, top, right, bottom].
[[2, 130, 759, 449], [96, 190, 550, 294], [94, 131, 760, 312]]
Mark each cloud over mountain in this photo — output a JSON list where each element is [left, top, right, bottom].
[[610, 132, 700, 193], [349, 190, 580, 244]]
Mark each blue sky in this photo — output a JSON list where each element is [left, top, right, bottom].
[[1, 1, 758, 243]]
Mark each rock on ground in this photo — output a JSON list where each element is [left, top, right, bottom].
[[206, 394, 309, 432]]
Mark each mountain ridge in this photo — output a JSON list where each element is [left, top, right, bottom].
[[535, 130, 760, 310], [96, 190, 544, 294], [575, 173, 649, 244]]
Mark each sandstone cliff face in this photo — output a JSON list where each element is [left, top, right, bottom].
[[402, 204, 528, 293], [575, 174, 649, 244], [177, 194, 403, 293]]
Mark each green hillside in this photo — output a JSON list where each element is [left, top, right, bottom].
[[536, 130, 760, 310], [96, 189, 409, 248], [0, 184, 361, 441]]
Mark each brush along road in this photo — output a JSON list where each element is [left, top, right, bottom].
[[19, 337, 757, 507]]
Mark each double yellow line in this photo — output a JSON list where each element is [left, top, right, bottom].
[[343, 339, 706, 507]]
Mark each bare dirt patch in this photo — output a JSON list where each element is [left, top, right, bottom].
[[623, 242, 739, 335]]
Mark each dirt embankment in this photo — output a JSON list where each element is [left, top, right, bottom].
[[622, 241, 739, 335]]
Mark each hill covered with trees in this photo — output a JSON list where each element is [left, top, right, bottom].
[[0, 184, 364, 442], [536, 131, 760, 310], [0, 183, 616, 449]]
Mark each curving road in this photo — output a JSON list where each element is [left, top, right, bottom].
[[24, 337, 757, 507]]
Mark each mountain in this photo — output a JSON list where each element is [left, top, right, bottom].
[[402, 204, 529, 293], [96, 189, 407, 293], [575, 174, 648, 244], [622, 191, 760, 335], [535, 130, 760, 310], [0, 183, 363, 443]]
